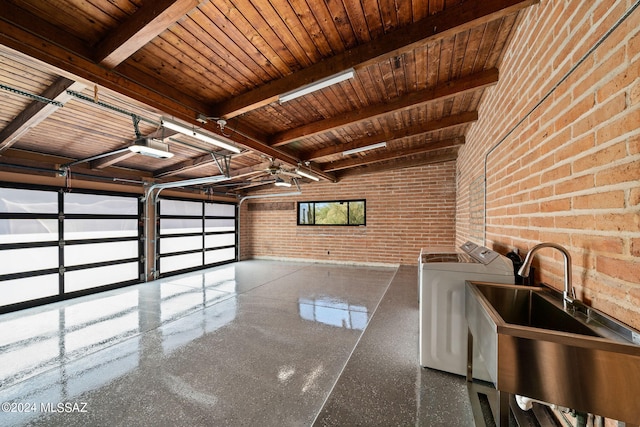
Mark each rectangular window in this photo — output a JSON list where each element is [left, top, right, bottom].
[[297, 200, 366, 226], [64, 193, 138, 215], [0, 188, 57, 213]]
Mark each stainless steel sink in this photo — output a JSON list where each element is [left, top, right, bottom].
[[474, 284, 600, 337], [465, 281, 640, 426]]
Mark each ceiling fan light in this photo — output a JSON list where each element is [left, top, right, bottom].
[[295, 168, 320, 181]]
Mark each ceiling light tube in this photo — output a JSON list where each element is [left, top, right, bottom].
[[129, 138, 174, 159], [161, 117, 241, 153], [128, 144, 174, 159], [295, 168, 320, 181], [279, 68, 355, 103], [342, 141, 387, 156], [274, 178, 292, 187]]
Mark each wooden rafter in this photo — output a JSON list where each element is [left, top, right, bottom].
[[334, 149, 460, 180], [209, 0, 538, 119], [269, 69, 496, 147], [90, 151, 138, 170], [95, 0, 200, 68], [302, 111, 478, 161], [0, 77, 85, 153], [154, 153, 218, 178], [322, 137, 464, 172], [0, 15, 337, 181]]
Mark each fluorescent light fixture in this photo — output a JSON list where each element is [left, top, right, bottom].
[[161, 117, 241, 154], [129, 138, 174, 159], [156, 175, 228, 190], [342, 141, 387, 156], [295, 168, 320, 181], [279, 68, 355, 103], [274, 177, 292, 187]]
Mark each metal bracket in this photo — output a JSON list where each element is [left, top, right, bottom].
[[211, 152, 231, 178]]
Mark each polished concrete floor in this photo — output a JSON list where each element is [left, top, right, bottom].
[[0, 260, 475, 426]]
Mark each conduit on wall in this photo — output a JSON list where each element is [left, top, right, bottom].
[[481, 0, 640, 244]]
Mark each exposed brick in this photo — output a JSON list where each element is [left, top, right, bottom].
[[573, 190, 625, 210], [554, 133, 595, 164], [554, 174, 594, 195], [631, 188, 640, 207], [595, 159, 640, 186], [596, 56, 639, 103], [630, 78, 640, 106], [630, 135, 640, 155], [555, 214, 596, 230], [242, 162, 457, 265], [571, 235, 624, 255], [541, 163, 571, 183], [596, 108, 640, 144], [597, 255, 640, 283], [594, 213, 640, 232], [540, 198, 571, 213], [632, 238, 640, 257]]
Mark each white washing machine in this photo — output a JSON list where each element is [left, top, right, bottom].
[[419, 241, 514, 381]]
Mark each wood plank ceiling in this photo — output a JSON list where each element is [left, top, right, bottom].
[[0, 0, 538, 196]]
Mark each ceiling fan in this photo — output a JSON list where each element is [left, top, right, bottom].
[[244, 160, 301, 188], [263, 161, 301, 179]]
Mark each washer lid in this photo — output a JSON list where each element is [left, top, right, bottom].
[[420, 252, 476, 263]]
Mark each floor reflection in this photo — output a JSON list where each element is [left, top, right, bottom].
[[0, 261, 397, 426], [298, 297, 369, 330], [0, 267, 241, 397]]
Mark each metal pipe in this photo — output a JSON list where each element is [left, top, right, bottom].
[[142, 174, 234, 279], [60, 147, 130, 169], [142, 174, 229, 201]]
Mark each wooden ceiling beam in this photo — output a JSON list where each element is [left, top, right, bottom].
[[270, 69, 496, 147], [210, 0, 538, 119], [322, 137, 464, 172], [0, 3, 92, 59], [227, 161, 272, 179], [90, 151, 138, 170], [302, 111, 477, 161], [334, 149, 460, 180], [0, 77, 86, 154], [154, 153, 218, 178], [95, 0, 200, 68], [0, 19, 337, 181]]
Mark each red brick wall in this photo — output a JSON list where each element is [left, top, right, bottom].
[[240, 161, 456, 265], [457, 1, 640, 329]]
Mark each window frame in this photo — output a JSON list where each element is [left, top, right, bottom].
[[297, 199, 366, 226]]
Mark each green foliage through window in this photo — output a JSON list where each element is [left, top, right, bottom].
[[298, 200, 365, 226]]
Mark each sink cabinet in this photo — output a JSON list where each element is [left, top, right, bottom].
[[465, 281, 640, 426]]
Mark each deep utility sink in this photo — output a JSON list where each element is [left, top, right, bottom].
[[465, 281, 640, 426]]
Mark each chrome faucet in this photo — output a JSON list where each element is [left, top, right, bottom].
[[518, 242, 577, 309]]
